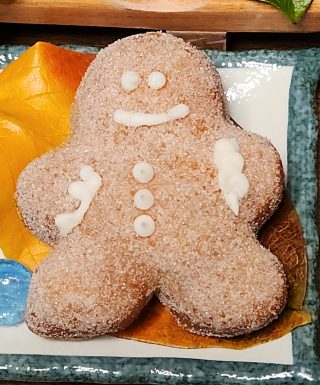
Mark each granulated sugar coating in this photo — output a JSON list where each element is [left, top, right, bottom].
[[16, 32, 287, 339]]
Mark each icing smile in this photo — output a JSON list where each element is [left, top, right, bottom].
[[113, 103, 190, 127], [114, 70, 189, 127]]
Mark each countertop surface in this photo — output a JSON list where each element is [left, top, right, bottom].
[[0, 0, 319, 32]]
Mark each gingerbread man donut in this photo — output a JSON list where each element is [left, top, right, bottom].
[[16, 32, 287, 339]]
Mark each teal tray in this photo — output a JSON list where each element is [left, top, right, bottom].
[[0, 45, 319, 384]]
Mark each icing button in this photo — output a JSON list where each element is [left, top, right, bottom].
[[134, 215, 155, 237], [134, 189, 154, 210], [132, 161, 154, 183]]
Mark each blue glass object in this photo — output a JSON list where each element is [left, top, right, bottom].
[[0, 260, 31, 325]]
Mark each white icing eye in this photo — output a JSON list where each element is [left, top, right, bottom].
[[134, 215, 155, 237], [132, 161, 154, 183], [134, 189, 154, 210], [121, 70, 140, 91], [147, 71, 166, 90]]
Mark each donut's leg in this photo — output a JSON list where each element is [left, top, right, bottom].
[[158, 229, 287, 337], [25, 232, 157, 339]]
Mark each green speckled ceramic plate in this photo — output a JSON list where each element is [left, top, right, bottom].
[[0, 46, 319, 384]]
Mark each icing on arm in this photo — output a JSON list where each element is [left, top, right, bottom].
[[55, 165, 102, 237], [213, 138, 249, 216]]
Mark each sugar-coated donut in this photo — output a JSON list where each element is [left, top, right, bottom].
[[16, 32, 287, 339]]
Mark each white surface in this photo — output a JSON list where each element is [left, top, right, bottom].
[[218, 66, 293, 174], [0, 323, 292, 364], [0, 65, 294, 364]]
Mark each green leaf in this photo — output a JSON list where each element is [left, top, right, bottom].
[[258, 0, 313, 23]]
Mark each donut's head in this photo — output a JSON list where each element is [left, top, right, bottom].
[[71, 32, 228, 143]]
